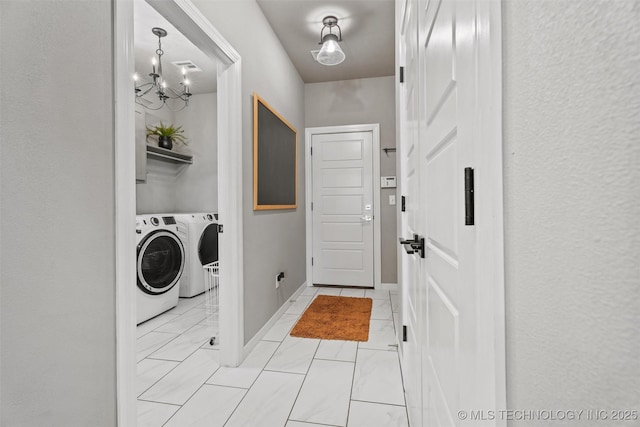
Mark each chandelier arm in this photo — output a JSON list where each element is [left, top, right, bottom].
[[163, 87, 177, 99], [149, 100, 168, 111], [136, 84, 155, 98], [163, 101, 189, 113], [162, 86, 191, 101], [135, 98, 165, 111]]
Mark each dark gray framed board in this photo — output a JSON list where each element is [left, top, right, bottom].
[[253, 93, 298, 210]]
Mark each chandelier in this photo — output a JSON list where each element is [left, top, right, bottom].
[[134, 27, 192, 111]]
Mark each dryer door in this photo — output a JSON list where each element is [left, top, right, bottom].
[[137, 230, 185, 295], [198, 223, 219, 266]]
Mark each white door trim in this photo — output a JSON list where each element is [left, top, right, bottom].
[[305, 124, 381, 289], [475, 0, 507, 416], [113, 2, 136, 425], [114, 1, 244, 425]]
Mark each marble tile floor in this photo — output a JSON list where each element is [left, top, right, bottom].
[[137, 286, 408, 427]]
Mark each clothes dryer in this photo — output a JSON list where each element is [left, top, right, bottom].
[[136, 214, 185, 324], [173, 213, 219, 298]]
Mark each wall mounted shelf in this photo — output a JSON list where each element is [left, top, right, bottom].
[[146, 145, 193, 164]]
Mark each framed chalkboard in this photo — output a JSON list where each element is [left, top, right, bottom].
[[253, 93, 298, 210]]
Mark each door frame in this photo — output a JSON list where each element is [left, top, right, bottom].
[[474, 0, 507, 416], [114, 0, 244, 425], [305, 124, 382, 289]]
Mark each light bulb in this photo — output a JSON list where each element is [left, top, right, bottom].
[[317, 33, 345, 66], [325, 40, 337, 53]]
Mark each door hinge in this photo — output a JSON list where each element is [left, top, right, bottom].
[[399, 66, 405, 83], [311, 202, 313, 211], [218, 224, 224, 233], [311, 257, 314, 266], [401, 195, 406, 212], [403, 325, 408, 342], [464, 167, 474, 226], [310, 146, 313, 155]]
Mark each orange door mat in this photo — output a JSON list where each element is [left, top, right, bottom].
[[290, 295, 373, 341]]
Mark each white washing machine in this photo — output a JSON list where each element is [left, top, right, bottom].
[[173, 213, 219, 298], [136, 214, 185, 324]]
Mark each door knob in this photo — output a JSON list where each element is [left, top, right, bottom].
[[399, 234, 425, 258]]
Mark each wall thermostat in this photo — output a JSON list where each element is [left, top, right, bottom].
[[381, 176, 397, 188]]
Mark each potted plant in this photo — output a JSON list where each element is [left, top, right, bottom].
[[146, 122, 188, 150]]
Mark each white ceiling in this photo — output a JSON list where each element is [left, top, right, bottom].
[[134, 0, 217, 95], [256, 0, 395, 83], [134, 0, 394, 93]]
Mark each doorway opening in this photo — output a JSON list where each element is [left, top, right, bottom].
[[114, 0, 244, 424]]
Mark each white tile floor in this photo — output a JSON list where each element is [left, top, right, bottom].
[[137, 286, 409, 427]]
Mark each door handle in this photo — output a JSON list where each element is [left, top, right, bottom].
[[399, 234, 425, 258], [361, 215, 373, 222]]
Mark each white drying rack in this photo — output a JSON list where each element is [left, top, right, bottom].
[[203, 261, 220, 346]]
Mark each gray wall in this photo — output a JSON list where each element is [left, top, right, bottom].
[[136, 92, 218, 214], [193, 0, 306, 344], [0, 1, 117, 425], [503, 0, 640, 422], [305, 76, 397, 284], [175, 93, 218, 213]]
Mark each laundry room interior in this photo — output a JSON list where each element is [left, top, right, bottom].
[[134, 0, 220, 326], [135, 0, 218, 216]]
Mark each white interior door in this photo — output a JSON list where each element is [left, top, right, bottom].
[[420, 0, 475, 425], [398, 0, 423, 425], [312, 131, 374, 287], [398, 0, 505, 426]]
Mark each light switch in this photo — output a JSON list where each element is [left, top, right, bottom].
[[389, 195, 396, 205]]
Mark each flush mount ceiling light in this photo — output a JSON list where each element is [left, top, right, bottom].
[[134, 27, 192, 111], [316, 16, 345, 66]]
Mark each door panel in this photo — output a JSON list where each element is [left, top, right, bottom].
[[320, 195, 364, 214], [321, 222, 363, 242], [398, 0, 423, 425], [322, 250, 364, 270], [427, 279, 459, 418], [312, 131, 374, 287], [421, 1, 466, 426], [321, 141, 364, 160], [321, 168, 363, 188], [426, 140, 459, 256], [424, 0, 455, 121]]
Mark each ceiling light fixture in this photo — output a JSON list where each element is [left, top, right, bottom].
[[134, 27, 192, 111], [316, 16, 345, 66]]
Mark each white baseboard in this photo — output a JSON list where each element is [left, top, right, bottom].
[[243, 281, 307, 356], [379, 282, 398, 291]]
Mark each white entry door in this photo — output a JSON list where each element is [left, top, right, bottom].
[[398, 0, 505, 426], [311, 131, 374, 287]]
